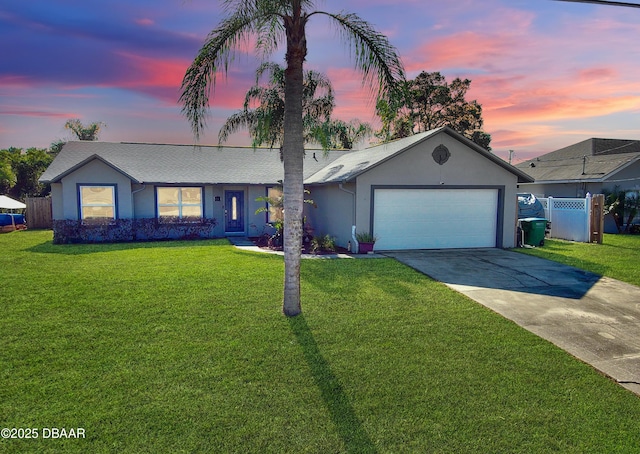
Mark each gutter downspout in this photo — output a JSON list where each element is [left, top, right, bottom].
[[339, 182, 358, 251], [131, 184, 146, 218]]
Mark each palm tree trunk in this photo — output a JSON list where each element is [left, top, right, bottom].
[[281, 8, 307, 316]]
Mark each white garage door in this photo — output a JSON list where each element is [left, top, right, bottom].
[[373, 188, 499, 250]]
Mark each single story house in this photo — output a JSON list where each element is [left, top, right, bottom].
[[39, 127, 533, 249], [515, 138, 640, 198]]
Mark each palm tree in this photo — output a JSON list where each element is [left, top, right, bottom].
[[180, 0, 404, 316], [64, 119, 105, 141], [219, 62, 333, 148], [219, 62, 372, 151]]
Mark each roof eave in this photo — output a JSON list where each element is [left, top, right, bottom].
[[440, 127, 535, 183], [303, 132, 441, 184], [40, 154, 141, 184], [520, 178, 605, 185]]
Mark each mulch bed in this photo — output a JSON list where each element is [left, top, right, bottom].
[[248, 236, 350, 255]]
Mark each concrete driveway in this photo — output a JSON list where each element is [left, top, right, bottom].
[[384, 248, 640, 396]]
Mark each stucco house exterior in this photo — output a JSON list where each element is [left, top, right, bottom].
[[40, 127, 533, 249], [515, 138, 640, 198]]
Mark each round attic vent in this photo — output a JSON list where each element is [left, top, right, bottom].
[[432, 144, 450, 165]]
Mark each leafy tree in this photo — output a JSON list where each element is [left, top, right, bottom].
[[602, 186, 640, 233], [219, 62, 371, 151], [0, 147, 53, 199], [311, 119, 372, 150], [623, 190, 639, 233], [0, 156, 17, 194], [376, 71, 491, 150], [603, 187, 624, 233], [180, 0, 404, 316], [375, 91, 413, 143], [64, 119, 106, 141], [49, 140, 65, 155]]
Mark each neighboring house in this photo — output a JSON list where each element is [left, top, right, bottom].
[[515, 138, 640, 198], [39, 127, 532, 249]]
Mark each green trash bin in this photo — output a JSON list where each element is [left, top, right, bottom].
[[520, 217, 548, 247]]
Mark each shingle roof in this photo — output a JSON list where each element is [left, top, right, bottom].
[[40, 128, 533, 186], [40, 141, 350, 185], [515, 138, 640, 183], [305, 127, 533, 184], [304, 131, 435, 184]]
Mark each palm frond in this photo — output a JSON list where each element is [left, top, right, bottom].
[[303, 70, 333, 99], [243, 85, 266, 110], [255, 61, 282, 82], [180, 14, 258, 140], [218, 110, 259, 143], [180, 3, 286, 141], [317, 11, 405, 101], [304, 95, 334, 121]]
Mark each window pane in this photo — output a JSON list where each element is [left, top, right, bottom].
[[267, 188, 283, 222], [81, 186, 113, 205], [157, 186, 202, 220], [84, 206, 114, 219], [80, 186, 115, 220], [232, 196, 237, 220], [158, 187, 179, 204], [268, 188, 282, 199], [182, 206, 202, 218], [181, 188, 201, 203], [159, 206, 179, 217]]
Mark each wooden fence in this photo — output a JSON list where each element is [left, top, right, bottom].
[[25, 197, 52, 229], [589, 194, 605, 244]]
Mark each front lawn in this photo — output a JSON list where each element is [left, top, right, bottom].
[[2, 230, 639, 453], [516, 234, 640, 287]]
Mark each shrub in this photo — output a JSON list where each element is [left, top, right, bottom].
[[52, 218, 218, 244], [355, 231, 377, 243], [310, 234, 336, 253]]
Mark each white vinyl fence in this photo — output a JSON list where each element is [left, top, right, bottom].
[[539, 196, 591, 242]]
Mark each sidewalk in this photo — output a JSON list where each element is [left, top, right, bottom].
[[227, 237, 384, 259]]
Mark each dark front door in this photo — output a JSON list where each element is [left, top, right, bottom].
[[224, 190, 244, 233]]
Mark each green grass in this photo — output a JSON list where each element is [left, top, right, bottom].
[[515, 234, 640, 286], [2, 230, 640, 453]]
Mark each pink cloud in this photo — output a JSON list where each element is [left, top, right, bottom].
[[0, 75, 32, 88], [135, 18, 154, 26], [325, 67, 380, 120], [490, 125, 558, 149], [107, 52, 253, 108], [0, 109, 73, 118], [396, 5, 640, 146], [577, 67, 616, 83], [407, 32, 518, 74], [116, 52, 187, 87], [471, 67, 640, 128]]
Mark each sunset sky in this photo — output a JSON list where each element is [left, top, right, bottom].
[[2, 0, 640, 162]]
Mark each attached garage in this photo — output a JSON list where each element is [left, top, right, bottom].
[[373, 188, 500, 250], [305, 127, 534, 251]]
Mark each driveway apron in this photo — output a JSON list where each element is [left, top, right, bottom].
[[385, 249, 640, 396]]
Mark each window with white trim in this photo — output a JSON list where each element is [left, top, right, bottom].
[[79, 185, 116, 220], [157, 187, 203, 219]]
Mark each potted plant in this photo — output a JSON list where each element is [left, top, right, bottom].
[[355, 231, 377, 253]]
